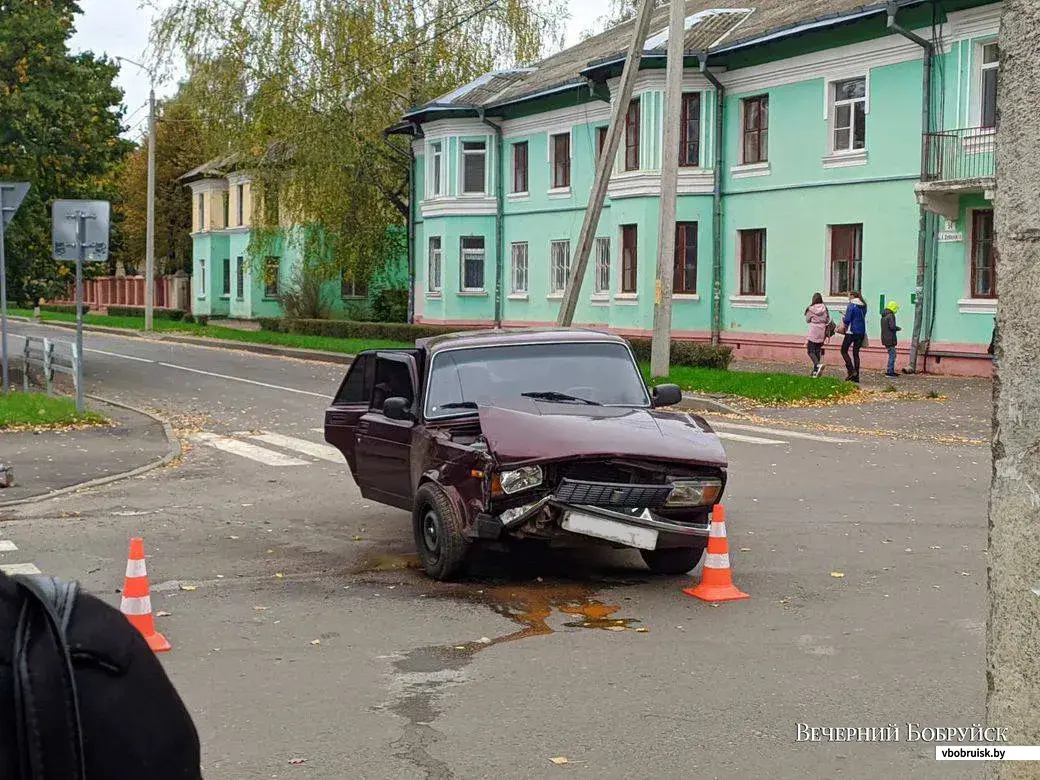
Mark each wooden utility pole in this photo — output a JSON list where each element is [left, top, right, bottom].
[[556, 0, 658, 326], [649, 0, 686, 376], [987, 1, 1040, 772]]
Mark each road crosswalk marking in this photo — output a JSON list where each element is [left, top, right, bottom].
[[191, 432, 310, 466], [716, 431, 786, 445], [0, 540, 17, 553], [709, 421, 854, 444], [0, 563, 42, 575], [249, 432, 342, 463]]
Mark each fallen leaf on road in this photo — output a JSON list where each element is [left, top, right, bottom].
[[241, 503, 253, 507], [830, 572, 845, 578], [881, 539, 892, 544], [905, 548, 913, 553], [179, 585, 197, 592], [476, 637, 491, 644], [739, 547, 751, 552], [604, 625, 626, 631], [635, 627, 649, 633], [228, 535, 240, 540], [310, 639, 320, 646], [933, 585, 942, 589], [253, 606, 268, 611], [156, 610, 172, 617], [351, 535, 363, 541], [274, 572, 285, 579], [288, 758, 307, 765], [960, 571, 972, 576], [930, 545, 942, 550], [549, 757, 569, 765]]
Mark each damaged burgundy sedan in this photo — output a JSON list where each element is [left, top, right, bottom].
[[324, 329, 728, 581]]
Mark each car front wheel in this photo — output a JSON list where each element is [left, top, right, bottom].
[[640, 542, 706, 575], [413, 483, 470, 581]]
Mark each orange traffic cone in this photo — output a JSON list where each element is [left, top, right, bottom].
[[120, 537, 171, 653], [683, 504, 749, 602]]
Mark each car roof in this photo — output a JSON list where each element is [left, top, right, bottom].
[[416, 327, 629, 353]]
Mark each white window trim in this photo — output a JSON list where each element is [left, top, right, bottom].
[[729, 294, 768, 309], [618, 225, 638, 296], [970, 39, 999, 130], [594, 236, 611, 296], [823, 73, 871, 120], [826, 75, 869, 156], [510, 241, 529, 296], [736, 229, 767, 299], [506, 191, 530, 202], [548, 129, 573, 194], [197, 259, 206, 299], [730, 161, 771, 178], [738, 95, 769, 167], [426, 140, 446, 199], [962, 207, 997, 310], [511, 141, 529, 196], [549, 239, 571, 296], [427, 236, 443, 295], [674, 294, 701, 301], [460, 237, 487, 292], [824, 223, 865, 298], [507, 294, 529, 301], [679, 90, 705, 168], [459, 137, 490, 197], [822, 150, 869, 168]]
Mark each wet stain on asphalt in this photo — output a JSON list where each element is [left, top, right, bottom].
[[355, 551, 422, 573]]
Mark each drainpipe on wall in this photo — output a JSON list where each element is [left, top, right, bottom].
[[699, 57, 726, 346], [887, 6, 934, 373], [479, 109, 505, 327], [407, 123, 419, 324]]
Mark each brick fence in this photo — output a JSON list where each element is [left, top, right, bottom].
[[51, 275, 192, 313]]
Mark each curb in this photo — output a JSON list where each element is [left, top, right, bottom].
[[677, 394, 744, 416], [9, 316, 354, 366], [0, 395, 182, 510]]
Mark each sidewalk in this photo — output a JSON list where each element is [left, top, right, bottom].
[[0, 398, 175, 508]]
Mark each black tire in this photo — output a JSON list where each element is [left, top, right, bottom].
[[413, 483, 470, 581], [640, 543, 706, 575]]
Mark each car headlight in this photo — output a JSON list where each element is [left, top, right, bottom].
[[665, 478, 722, 507], [496, 466, 543, 495]]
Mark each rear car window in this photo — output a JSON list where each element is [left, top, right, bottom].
[[334, 354, 373, 405]]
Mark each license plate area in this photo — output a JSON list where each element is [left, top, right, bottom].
[[561, 510, 658, 550]]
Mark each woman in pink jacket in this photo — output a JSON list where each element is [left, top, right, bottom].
[[805, 292, 830, 377]]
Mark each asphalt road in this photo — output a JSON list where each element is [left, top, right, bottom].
[[1, 321, 988, 779]]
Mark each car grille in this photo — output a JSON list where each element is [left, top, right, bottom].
[[554, 478, 673, 508]]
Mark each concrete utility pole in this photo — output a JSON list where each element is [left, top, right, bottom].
[[987, 1, 1040, 772], [145, 86, 156, 331], [556, 0, 658, 326], [649, 0, 686, 377]]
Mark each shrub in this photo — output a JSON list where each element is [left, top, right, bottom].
[[372, 289, 408, 323], [38, 304, 78, 314], [283, 318, 458, 342], [106, 306, 186, 321], [627, 337, 733, 370], [278, 263, 333, 320], [184, 314, 209, 326], [257, 317, 284, 332]]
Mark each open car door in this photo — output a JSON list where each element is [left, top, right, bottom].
[[324, 352, 376, 476], [354, 351, 421, 510]]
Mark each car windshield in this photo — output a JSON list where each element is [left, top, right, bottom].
[[425, 341, 650, 419]]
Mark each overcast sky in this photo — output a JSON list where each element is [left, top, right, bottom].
[[69, 0, 605, 142]]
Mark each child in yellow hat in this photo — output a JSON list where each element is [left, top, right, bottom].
[[881, 301, 902, 377]]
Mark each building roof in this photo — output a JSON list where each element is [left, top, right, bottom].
[[178, 153, 240, 183], [417, 327, 626, 352], [401, 0, 931, 121]]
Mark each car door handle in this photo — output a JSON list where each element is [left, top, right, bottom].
[[357, 421, 370, 433]]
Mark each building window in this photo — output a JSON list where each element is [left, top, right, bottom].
[[674, 222, 698, 294], [341, 273, 368, 299], [197, 193, 205, 231], [972, 209, 996, 298], [596, 126, 608, 161], [428, 140, 443, 196], [981, 43, 999, 129], [221, 192, 229, 228], [829, 224, 863, 296], [461, 140, 486, 195], [427, 236, 442, 293], [549, 240, 570, 295], [235, 256, 244, 299], [222, 257, 231, 296], [742, 95, 769, 164], [594, 237, 610, 295], [621, 224, 638, 293], [832, 78, 866, 152], [550, 133, 570, 189], [460, 236, 485, 291], [511, 242, 529, 294], [680, 93, 701, 167], [263, 256, 279, 298], [197, 259, 206, 297], [624, 99, 640, 171], [512, 141, 528, 193], [236, 184, 244, 225], [739, 229, 766, 295]]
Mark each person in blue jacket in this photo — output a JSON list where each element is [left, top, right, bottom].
[[840, 291, 868, 383]]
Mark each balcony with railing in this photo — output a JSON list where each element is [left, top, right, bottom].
[[917, 127, 996, 220]]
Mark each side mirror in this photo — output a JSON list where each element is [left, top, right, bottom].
[[382, 396, 414, 421], [651, 383, 682, 408]]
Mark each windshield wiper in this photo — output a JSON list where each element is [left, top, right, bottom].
[[521, 391, 601, 406], [439, 401, 478, 410]]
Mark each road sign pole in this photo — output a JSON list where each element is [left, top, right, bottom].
[[75, 214, 85, 413], [0, 191, 8, 394]]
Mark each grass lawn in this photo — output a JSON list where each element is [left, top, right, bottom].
[[0, 391, 106, 429], [8, 309, 410, 355], [642, 364, 856, 404]]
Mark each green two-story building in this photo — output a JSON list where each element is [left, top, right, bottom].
[[393, 0, 1001, 375]]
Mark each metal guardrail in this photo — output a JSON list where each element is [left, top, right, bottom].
[[21, 335, 79, 397], [923, 127, 997, 183]]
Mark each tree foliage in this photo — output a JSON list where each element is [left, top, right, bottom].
[[115, 87, 205, 275], [0, 0, 131, 303], [149, 0, 567, 282], [579, 0, 636, 41]]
